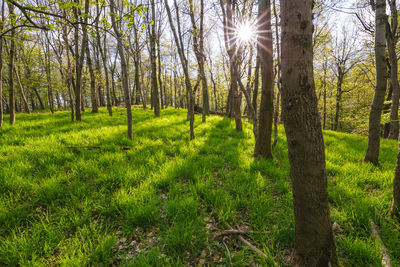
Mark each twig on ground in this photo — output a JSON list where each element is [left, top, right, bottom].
[[222, 236, 233, 266]]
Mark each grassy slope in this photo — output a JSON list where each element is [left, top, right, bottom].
[[0, 108, 399, 266]]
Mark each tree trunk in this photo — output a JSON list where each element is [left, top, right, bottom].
[[8, 2, 16, 125], [252, 55, 260, 117], [189, 0, 209, 123], [254, 0, 273, 159], [150, 0, 160, 117], [391, 133, 400, 217], [281, 0, 338, 265], [86, 43, 98, 113], [0, 0, 4, 127], [333, 76, 343, 131], [365, 0, 387, 165], [111, 0, 133, 140], [387, 0, 399, 139], [14, 65, 30, 113], [165, 0, 195, 140]]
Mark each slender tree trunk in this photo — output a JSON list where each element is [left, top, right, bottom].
[[333, 76, 343, 131], [73, 0, 89, 121], [8, 2, 16, 125], [272, 0, 280, 147], [86, 43, 98, 113], [150, 0, 160, 117], [111, 0, 132, 139], [252, 55, 260, 116], [281, 0, 338, 265], [365, 0, 387, 165], [165, 0, 195, 139], [14, 66, 30, 113], [254, 0, 273, 159]]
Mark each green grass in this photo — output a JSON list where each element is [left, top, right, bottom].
[[0, 107, 399, 266]]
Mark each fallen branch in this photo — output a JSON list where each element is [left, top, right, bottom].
[[213, 229, 254, 239], [67, 145, 135, 151], [237, 234, 269, 261], [370, 219, 392, 267]]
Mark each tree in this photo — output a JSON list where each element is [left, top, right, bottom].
[[280, 0, 338, 265], [220, 0, 242, 131], [365, 0, 387, 165], [254, 0, 273, 159], [386, 0, 399, 139], [110, 0, 133, 139], [0, 0, 3, 127], [150, 0, 160, 117], [165, 0, 196, 140], [331, 32, 359, 131], [391, 135, 400, 217], [189, 0, 209, 123], [8, 2, 16, 125]]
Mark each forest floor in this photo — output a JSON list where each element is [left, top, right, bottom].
[[0, 107, 399, 266]]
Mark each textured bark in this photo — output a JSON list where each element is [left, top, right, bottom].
[[111, 0, 132, 139], [254, 0, 273, 159], [280, 0, 338, 265], [150, 0, 160, 117], [272, 0, 280, 147], [391, 133, 400, 217], [387, 0, 399, 139], [0, 0, 4, 127], [8, 2, 16, 124], [365, 0, 387, 165]]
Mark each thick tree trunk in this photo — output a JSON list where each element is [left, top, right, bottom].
[[8, 2, 16, 125], [365, 0, 387, 165], [387, 1, 399, 139], [254, 0, 273, 159], [111, 0, 133, 140], [0, 0, 4, 127], [281, 0, 338, 265]]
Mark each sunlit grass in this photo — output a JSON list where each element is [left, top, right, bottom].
[[0, 107, 399, 265]]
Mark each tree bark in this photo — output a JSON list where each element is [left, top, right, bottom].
[[365, 0, 387, 165], [189, 0, 209, 123], [86, 43, 99, 113], [391, 133, 400, 217], [254, 0, 273, 159], [150, 0, 160, 117], [8, 2, 16, 125], [387, 0, 399, 139], [111, 0, 133, 140], [280, 0, 338, 265], [165, 0, 195, 140], [0, 0, 4, 127], [14, 65, 30, 113]]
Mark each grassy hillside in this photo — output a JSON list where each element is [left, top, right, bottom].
[[0, 108, 399, 266]]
